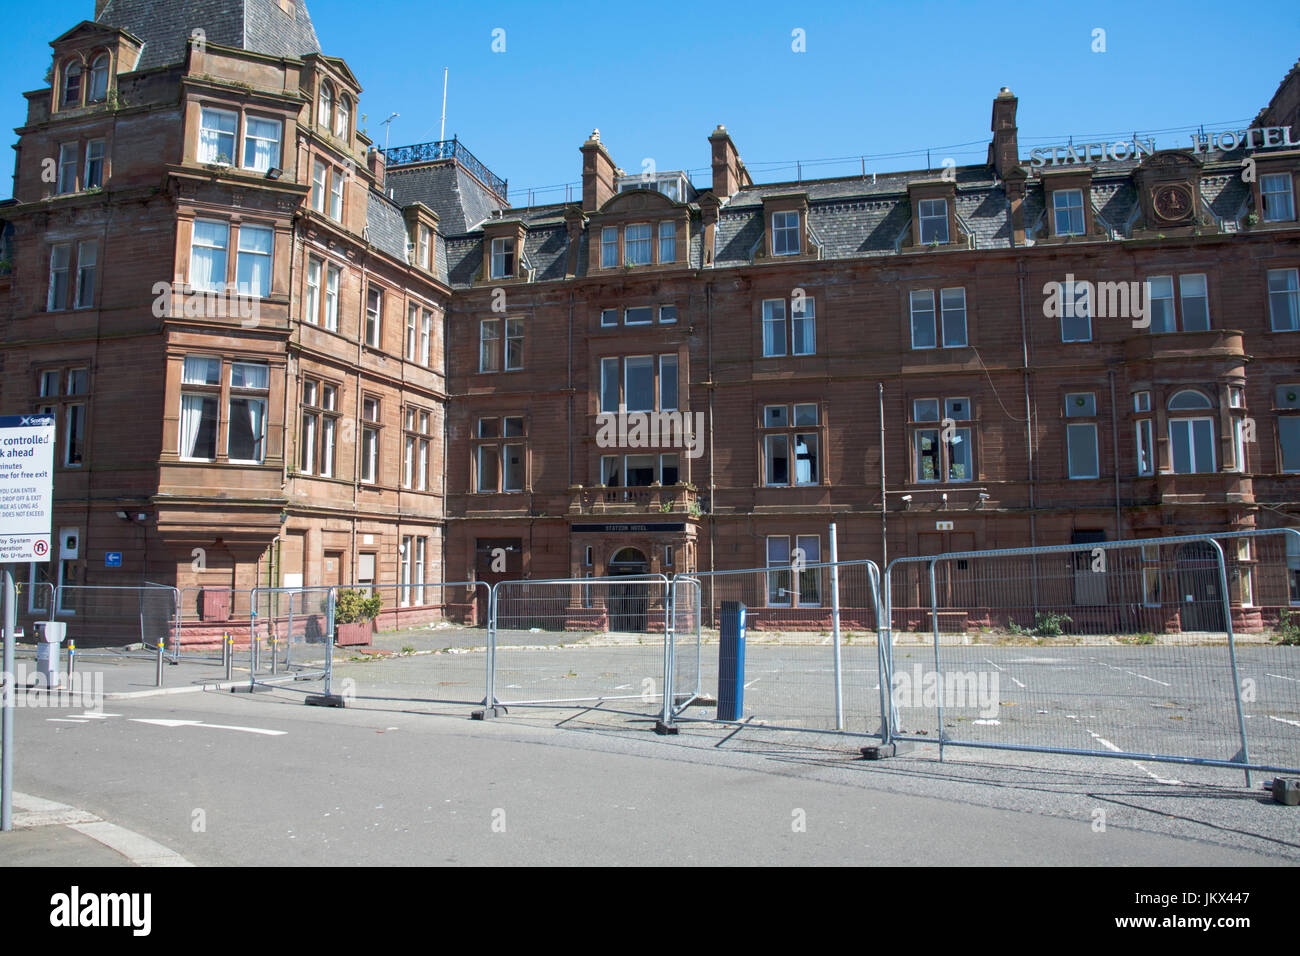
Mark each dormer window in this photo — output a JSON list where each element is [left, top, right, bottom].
[[318, 82, 333, 131], [918, 199, 948, 244], [334, 95, 351, 140], [772, 211, 800, 255], [417, 224, 432, 270], [61, 61, 82, 108], [89, 54, 110, 103], [1262, 173, 1296, 223], [491, 238, 515, 279], [1053, 189, 1085, 235]]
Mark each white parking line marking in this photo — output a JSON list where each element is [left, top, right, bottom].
[[77, 712, 119, 719], [1098, 661, 1170, 687], [1084, 729, 1182, 785], [1267, 673, 1300, 683], [46, 718, 88, 724], [1268, 715, 1300, 728], [985, 658, 1025, 688]]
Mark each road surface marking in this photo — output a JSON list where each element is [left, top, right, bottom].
[[130, 718, 286, 736], [1268, 715, 1300, 728], [984, 658, 1025, 688], [197, 722, 287, 736], [1098, 661, 1170, 687], [1083, 729, 1181, 785], [46, 718, 88, 724], [1267, 673, 1300, 683]]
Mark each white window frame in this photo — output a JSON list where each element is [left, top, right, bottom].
[[918, 198, 949, 244], [198, 107, 237, 166], [490, 237, 514, 279], [1053, 188, 1085, 236], [1261, 173, 1296, 223], [771, 211, 800, 256], [1268, 268, 1300, 332], [624, 223, 651, 265]]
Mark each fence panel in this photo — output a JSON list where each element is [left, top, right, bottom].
[[489, 575, 669, 711], [51, 585, 178, 660], [176, 586, 253, 663], [1219, 529, 1300, 774], [247, 587, 333, 689], [882, 529, 1300, 777], [671, 560, 883, 736], [332, 581, 491, 706]]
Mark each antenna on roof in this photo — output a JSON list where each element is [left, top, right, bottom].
[[439, 68, 449, 142], [380, 112, 399, 151]]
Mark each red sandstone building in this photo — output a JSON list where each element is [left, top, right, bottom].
[[2, 1, 1298, 633]]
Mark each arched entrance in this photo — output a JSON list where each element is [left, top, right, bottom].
[[607, 547, 649, 632], [1175, 542, 1226, 632]]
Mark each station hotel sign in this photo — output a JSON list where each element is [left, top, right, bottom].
[[1029, 124, 1299, 168]]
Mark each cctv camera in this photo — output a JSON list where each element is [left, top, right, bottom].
[[901, 494, 912, 502]]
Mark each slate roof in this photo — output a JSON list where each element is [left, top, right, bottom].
[[96, 0, 321, 71], [384, 161, 505, 236], [424, 145, 1267, 287]]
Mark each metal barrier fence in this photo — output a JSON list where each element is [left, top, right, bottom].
[[881, 528, 1300, 783], [177, 587, 255, 664], [665, 560, 884, 736], [48, 585, 180, 661], [336, 581, 491, 707], [487, 575, 670, 712], [246, 587, 334, 693]]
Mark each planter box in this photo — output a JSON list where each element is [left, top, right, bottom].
[[336, 620, 375, 646]]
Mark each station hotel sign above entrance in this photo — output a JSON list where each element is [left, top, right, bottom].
[[1028, 125, 1299, 168]]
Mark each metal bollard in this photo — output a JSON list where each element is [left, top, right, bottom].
[[224, 632, 233, 681], [67, 640, 76, 684], [271, 635, 278, 676], [155, 639, 165, 687]]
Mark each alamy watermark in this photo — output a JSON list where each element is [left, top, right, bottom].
[[1043, 274, 1151, 328], [595, 404, 704, 458], [2, 664, 104, 709], [891, 665, 999, 719]]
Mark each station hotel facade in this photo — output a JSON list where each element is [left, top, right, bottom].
[[3, 0, 1300, 629]]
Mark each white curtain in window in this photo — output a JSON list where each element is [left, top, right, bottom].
[[182, 355, 220, 385], [231, 362, 268, 389], [236, 226, 273, 297], [246, 399, 265, 461], [243, 117, 280, 172], [179, 394, 204, 458], [190, 220, 228, 291]]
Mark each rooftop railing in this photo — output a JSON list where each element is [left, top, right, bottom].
[[382, 136, 508, 200]]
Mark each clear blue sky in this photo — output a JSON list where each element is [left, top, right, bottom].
[[4, 0, 1298, 205]]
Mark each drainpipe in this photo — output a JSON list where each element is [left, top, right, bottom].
[[1018, 261, 1035, 551], [706, 282, 716, 581], [879, 382, 887, 569], [1109, 368, 1122, 540], [567, 292, 574, 488]]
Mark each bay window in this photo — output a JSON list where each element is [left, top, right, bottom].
[[1167, 389, 1215, 474]]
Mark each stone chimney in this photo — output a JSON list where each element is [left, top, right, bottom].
[[710, 125, 750, 199], [580, 129, 617, 212], [367, 146, 386, 190], [988, 87, 1020, 179]]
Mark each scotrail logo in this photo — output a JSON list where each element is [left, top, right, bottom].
[[595, 405, 704, 458], [50, 886, 151, 936], [891, 665, 1000, 719]]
